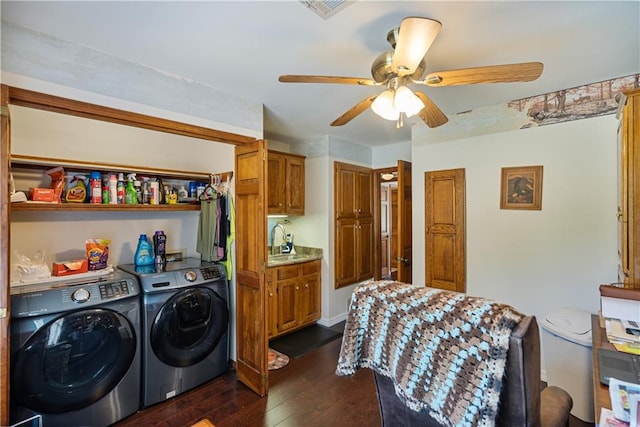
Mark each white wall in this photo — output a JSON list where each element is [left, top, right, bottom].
[[9, 105, 235, 268], [412, 115, 618, 320]]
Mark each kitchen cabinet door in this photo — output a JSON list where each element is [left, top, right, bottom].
[[299, 261, 321, 324], [268, 152, 286, 214], [268, 151, 305, 215]]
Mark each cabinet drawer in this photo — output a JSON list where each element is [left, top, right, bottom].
[[276, 264, 299, 280], [301, 260, 320, 276]]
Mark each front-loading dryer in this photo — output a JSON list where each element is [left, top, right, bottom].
[[9, 270, 141, 427], [118, 258, 229, 408]]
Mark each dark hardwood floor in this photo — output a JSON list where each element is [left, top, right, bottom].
[[115, 332, 594, 427], [114, 338, 380, 427]]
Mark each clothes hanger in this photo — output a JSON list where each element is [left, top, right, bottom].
[[199, 174, 218, 201]]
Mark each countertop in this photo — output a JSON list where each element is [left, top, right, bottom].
[[267, 246, 322, 267]]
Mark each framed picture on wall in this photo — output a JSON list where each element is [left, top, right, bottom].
[[500, 165, 543, 210]]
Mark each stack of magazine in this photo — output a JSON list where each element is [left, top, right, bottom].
[[606, 318, 640, 355], [601, 378, 640, 427]]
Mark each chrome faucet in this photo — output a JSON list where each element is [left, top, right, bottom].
[[270, 223, 286, 255]]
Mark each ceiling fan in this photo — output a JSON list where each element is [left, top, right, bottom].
[[279, 17, 543, 129]]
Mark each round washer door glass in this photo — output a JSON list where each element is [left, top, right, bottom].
[[151, 287, 229, 367], [12, 308, 137, 414]]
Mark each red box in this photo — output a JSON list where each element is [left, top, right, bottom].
[[53, 260, 88, 276], [30, 188, 56, 202]]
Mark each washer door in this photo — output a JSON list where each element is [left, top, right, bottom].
[[12, 308, 136, 414], [151, 287, 229, 367]]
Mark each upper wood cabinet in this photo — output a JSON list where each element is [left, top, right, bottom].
[[268, 151, 305, 215], [617, 88, 640, 288], [335, 163, 373, 219], [334, 162, 374, 288]]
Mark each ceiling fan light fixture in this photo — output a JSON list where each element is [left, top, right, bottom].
[[395, 86, 424, 117], [371, 89, 400, 120], [392, 17, 442, 75]]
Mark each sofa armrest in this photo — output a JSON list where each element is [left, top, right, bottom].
[[540, 386, 573, 427]]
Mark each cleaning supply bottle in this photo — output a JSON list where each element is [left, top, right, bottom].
[[153, 230, 167, 264], [109, 174, 118, 205], [125, 174, 137, 204], [89, 171, 102, 204], [102, 174, 110, 204], [134, 178, 142, 204], [117, 173, 125, 204], [134, 234, 155, 266]]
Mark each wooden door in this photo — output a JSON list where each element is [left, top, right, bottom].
[[425, 168, 466, 292], [0, 84, 10, 426], [335, 218, 357, 287], [267, 152, 285, 214], [357, 169, 373, 217], [390, 188, 398, 278], [357, 216, 375, 282], [396, 160, 412, 283], [299, 261, 321, 324], [266, 270, 277, 339], [286, 156, 305, 215], [380, 185, 390, 278], [235, 140, 268, 396], [277, 278, 299, 332], [335, 164, 356, 219]]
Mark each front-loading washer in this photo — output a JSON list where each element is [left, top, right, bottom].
[[118, 258, 229, 408], [9, 270, 141, 427]]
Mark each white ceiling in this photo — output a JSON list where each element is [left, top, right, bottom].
[[2, 1, 639, 147]]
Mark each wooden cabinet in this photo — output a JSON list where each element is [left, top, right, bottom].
[[334, 162, 374, 288], [267, 151, 305, 215], [267, 260, 321, 338], [617, 88, 640, 288]]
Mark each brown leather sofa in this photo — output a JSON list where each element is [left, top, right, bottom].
[[373, 316, 574, 427]]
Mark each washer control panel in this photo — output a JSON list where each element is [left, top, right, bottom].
[[10, 271, 139, 318]]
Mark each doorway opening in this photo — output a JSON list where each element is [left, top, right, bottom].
[[376, 167, 398, 280]]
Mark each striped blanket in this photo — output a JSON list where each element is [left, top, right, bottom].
[[336, 280, 522, 427]]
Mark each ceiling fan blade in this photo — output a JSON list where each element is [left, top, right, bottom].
[[422, 62, 544, 86], [279, 75, 378, 86], [414, 92, 448, 128], [331, 95, 378, 126], [392, 17, 442, 76]]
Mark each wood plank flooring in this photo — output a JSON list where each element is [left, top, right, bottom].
[[114, 338, 380, 427], [115, 334, 593, 427]]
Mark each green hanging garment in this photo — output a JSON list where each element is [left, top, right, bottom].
[[196, 195, 219, 262]]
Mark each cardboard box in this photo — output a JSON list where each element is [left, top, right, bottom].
[[53, 260, 88, 276], [30, 188, 56, 202], [600, 285, 640, 322]]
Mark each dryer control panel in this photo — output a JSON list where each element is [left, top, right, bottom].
[[10, 271, 139, 318]]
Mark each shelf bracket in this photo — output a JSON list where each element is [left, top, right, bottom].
[[0, 105, 9, 117]]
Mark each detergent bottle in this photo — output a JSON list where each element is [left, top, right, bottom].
[[125, 174, 137, 204], [134, 234, 155, 266]]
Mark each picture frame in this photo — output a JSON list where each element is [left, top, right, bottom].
[[500, 165, 543, 210]]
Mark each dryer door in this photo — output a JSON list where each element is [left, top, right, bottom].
[[12, 308, 137, 414], [151, 287, 229, 367]]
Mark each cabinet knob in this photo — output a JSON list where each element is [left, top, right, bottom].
[[296, 286, 299, 290], [305, 283, 309, 288]]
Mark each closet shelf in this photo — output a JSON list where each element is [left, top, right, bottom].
[[10, 203, 202, 212], [10, 154, 233, 212], [11, 154, 233, 182]]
